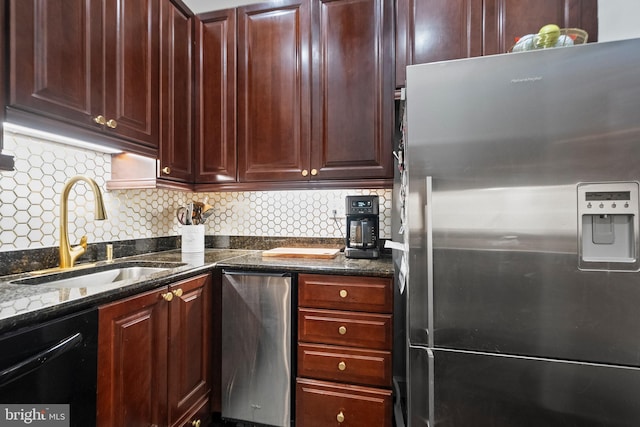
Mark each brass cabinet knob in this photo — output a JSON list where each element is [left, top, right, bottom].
[[311, 168, 318, 176], [338, 361, 346, 371], [106, 119, 118, 129], [338, 326, 347, 335], [336, 411, 345, 423], [161, 292, 173, 302], [301, 169, 309, 177], [339, 289, 348, 298], [93, 115, 106, 125], [161, 166, 171, 175], [172, 288, 183, 297], [191, 420, 201, 427]]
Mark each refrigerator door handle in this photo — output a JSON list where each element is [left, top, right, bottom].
[[426, 348, 434, 427], [408, 345, 435, 427], [425, 177, 434, 347]]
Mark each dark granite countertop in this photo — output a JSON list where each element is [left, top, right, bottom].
[[217, 251, 393, 277], [0, 248, 392, 334]]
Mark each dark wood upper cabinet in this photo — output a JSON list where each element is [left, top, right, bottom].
[[396, 0, 598, 88], [10, 0, 100, 125], [311, 0, 394, 181], [159, 0, 194, 184], [237, 0, 312, 182], [235, 0, 393, 185], [483, 0, 598, 55], [0, 0, 15, 171], [395, 0, 483, 87], [194, 8, 237, 184], [8, 0, 159, 152], [103, 0, 159, 148]]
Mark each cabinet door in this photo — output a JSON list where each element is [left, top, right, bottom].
[[0, 0, 14, 171], [311, 0, 394, 180], [167, 274, 212, 427], [237, 0, 312, 182], [395, 0, 483, 87], [97, 287, 169, 427], [103, 0, 159, 147], [483, 0, 599, 55], [396, 0, 597, 86], [194, 9, 237, 184], [9, 0, 102, 127], [160, 0, 194, 184]]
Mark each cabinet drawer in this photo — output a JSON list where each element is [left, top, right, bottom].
[[298, 308, 392, 350], [177, 396, 209, 427], [296, 378, 392, 427], [298, 343, 391, 388], [298, 274, 392, 313]]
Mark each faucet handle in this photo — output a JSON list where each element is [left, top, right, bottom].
[[67, 236, 89, 267]]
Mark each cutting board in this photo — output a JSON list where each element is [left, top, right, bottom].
[[262, 247, 341, 259]]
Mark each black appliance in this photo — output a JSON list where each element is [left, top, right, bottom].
[[0, 308, 98, 426], [345, 195, 380, 259]]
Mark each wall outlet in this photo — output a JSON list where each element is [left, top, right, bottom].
[[328, 199, 344, 220]]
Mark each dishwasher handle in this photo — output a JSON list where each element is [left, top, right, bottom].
[[0, 332, 83, 388], [222, 270, 289, 277]]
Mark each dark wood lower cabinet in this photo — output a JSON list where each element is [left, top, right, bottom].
[[297, 378, 392, 427], [296, 274, 394, 427], [97, 274, 212, 427]]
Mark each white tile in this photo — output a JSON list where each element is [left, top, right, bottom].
[[1, 130, 392, 251]]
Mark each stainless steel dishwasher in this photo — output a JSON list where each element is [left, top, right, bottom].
[[221, 271, 292, 427]]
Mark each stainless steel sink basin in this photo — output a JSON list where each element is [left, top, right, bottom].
[[11, 261, 187, 289]]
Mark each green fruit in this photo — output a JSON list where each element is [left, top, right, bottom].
[[539, 24, 561, 35], [537, 24, 561, 48]]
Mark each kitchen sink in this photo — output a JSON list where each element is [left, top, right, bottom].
[[10, 261, 187, 289]]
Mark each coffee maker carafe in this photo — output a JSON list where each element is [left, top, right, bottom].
[[345, 195, 380, 259]]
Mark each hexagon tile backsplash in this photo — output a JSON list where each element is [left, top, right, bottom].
[[0, 130, 391, 252]]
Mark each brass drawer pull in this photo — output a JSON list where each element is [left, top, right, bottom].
[[338, 361, 346, 371], [161, 292, 173, 302], [302, 169, 309, 177], [172, 288, 183, 297], [338, 326, 347, 335], [339, 289, 348, 298], [337, 411, 345, 423], [93, 115, 106, 125], [106, 119, 118, 129], [310, 168, 318, 176]]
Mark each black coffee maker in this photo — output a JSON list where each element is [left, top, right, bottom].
[[345, 195, 380, 259]]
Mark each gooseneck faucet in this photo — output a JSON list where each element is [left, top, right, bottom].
[[59, 176, 108, 268]]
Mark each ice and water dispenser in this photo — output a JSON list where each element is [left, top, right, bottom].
[[578, 182, 640, 271]]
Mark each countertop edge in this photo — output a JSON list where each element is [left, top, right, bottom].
[[0, 249, 393, 334]]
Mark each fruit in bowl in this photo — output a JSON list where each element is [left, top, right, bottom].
[[510, 25, 588, 52]]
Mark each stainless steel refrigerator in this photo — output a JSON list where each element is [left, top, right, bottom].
[[405, 37, 640, 426]]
